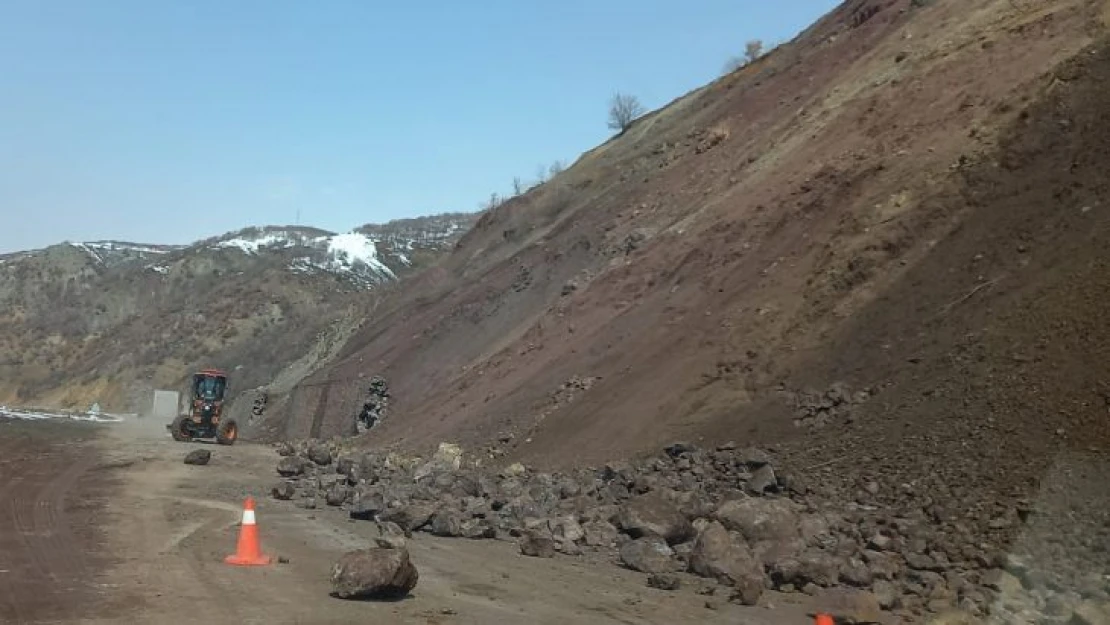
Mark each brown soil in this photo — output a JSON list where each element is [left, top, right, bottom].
[[276, 0, 1110, 480], [0, 419, 119, 623]]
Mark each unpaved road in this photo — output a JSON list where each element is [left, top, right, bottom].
[[1, 417, 818, 625], [0, 419, 115, 623]]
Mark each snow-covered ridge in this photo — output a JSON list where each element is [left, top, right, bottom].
[[81, 241, 176, 254], [210, 228, 396, 285], [3, 214, 478, 288], [63, 240, 182, 267]]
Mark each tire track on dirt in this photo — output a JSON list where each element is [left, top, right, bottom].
[[0, 420, 109, 624], [9, 482, 54, 582], [0, 463, 29, 624], [33, 456, 98, 593]]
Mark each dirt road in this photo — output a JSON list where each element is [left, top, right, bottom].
[[0, 419, 116, 623], [0, 416, 819, 625]]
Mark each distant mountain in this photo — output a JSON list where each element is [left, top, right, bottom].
[[0, 212, 480, 413]]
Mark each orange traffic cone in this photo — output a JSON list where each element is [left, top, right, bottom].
[[225, 497, 271, 566], [814, 614, 835, 625]]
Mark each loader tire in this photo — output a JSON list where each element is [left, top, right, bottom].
[[216, 418, 238, 446], [170, 415, 193, 442]]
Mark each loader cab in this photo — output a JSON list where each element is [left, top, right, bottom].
[[192, 370, 227, 402]]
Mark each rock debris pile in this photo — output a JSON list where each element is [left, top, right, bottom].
[[272, 439, 1110, 624]]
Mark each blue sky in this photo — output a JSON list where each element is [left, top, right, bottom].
[[0, 0, 839, 253]]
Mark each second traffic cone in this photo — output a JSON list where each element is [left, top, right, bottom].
[[814, 614, 835, 625], [225, 496, 271, 566]]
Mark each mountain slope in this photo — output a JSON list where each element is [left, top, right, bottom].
[[0, 213, 478, 411], [269, 0, 1110, 470]]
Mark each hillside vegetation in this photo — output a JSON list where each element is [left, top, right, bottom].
[[0, 214, 478, 411]]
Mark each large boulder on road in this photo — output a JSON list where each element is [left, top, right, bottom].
[[335, 456, 355, 476], [519, 530, 556, 558], [380, 504, 435, 533], [307, 442, 333, 467], [619, 537, 678, 574], [429, 510, 464, 537], [688, 521, 762, 586], [184, 449, 211, 466], [412, 442, 463, 481], [326, 484, 350, 507], [277, 456, 307, 477], [349, 487, 387, 521], [272, 482, 296, 500], [618, 491, 695, 545], [330, 547, 419, 600], [583, 520, 620, 547], [714, 497, 800, 543]]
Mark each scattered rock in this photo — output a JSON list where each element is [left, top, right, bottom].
[[730, 574, 765, 606], [688, 521, 761, 586], [325, 484, 350, 507], [619, 537, 677, 574], [770, 551, 840, 588], [430, 510, 464, 538], [277, 456, 307, 477], [746, 464, 778, 495], [872, 579, 898, 610], [374, 522, 408, 549], [271, 482, 296, 501], [549, 515, 585, 543], [501, 462, 527, 478], [647, 573, 681, 591], [839, 560, 873, 587], [380, 504, 435, 533], [617, 491, 696, 545], [414, 442, 463, 481], [715, 497, 800, 542], [348, 487, 386, 521], [982, 568, 1024, 597], [583, 520, 620, 547], [184, 449, 211, 466], [330, 547, 419, 600], [307, 443, 333, 467], [335, 457, 355, 477], [519, 530, 556, 558]]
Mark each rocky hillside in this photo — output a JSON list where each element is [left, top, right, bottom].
[[275, 0, 1110, 464], [221, 1, 1110, 622], [0, 213, 478, 412]]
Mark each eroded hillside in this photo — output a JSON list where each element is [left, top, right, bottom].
[[274, 0, 1110, 470]]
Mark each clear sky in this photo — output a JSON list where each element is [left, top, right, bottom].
[[0, 0, 840, 253]]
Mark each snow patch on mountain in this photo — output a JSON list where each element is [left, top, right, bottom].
[[325, 232, 395, 279], [208, 228, 397, 286], [66, 240, 181, 268], [217, 233, 299, 254]]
